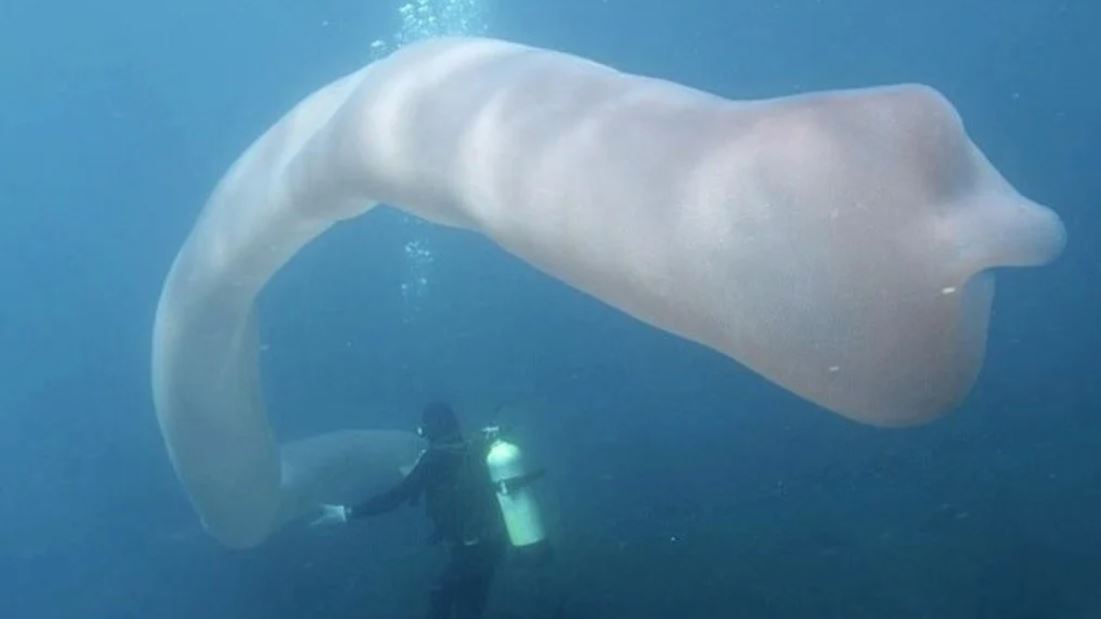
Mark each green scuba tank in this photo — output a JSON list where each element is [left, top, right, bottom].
[[483, 427, 546, 547]]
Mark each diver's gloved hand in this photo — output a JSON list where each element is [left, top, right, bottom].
[[310, 504, 350, 527]]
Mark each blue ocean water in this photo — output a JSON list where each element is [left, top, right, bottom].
[[1, 1, 1098, 617]]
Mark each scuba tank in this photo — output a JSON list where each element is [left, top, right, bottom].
[[482, 426, 546, 547]]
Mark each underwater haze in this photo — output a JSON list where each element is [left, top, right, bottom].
[[2, 1, 1099, 617]]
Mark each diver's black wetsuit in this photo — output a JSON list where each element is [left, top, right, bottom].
[[349, 433, 506, 619]]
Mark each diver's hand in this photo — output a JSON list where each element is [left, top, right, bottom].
[[310, 504, 349, 527]]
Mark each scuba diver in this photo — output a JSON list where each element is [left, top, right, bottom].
[[312, 402, 547, 619]]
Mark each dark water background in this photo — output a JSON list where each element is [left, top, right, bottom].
[[1, 1, 1098, 617]]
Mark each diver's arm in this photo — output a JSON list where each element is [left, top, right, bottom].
[[348, 451, 434, 519]]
